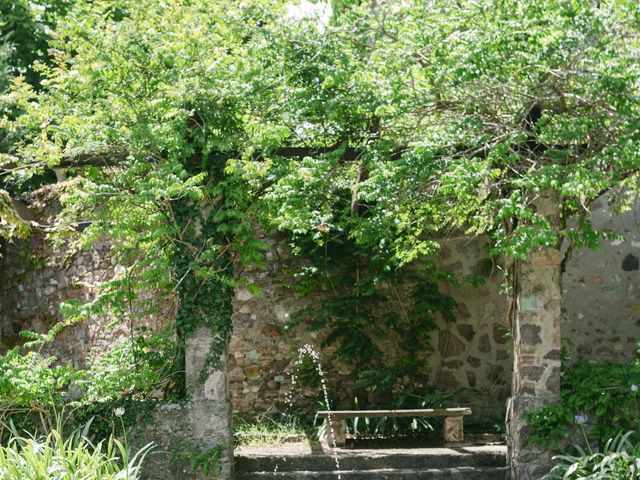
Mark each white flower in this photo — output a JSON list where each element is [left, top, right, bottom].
[[574, 412, 588, 425], [114, 407, 125, 417], [632, 384, 638, 393]]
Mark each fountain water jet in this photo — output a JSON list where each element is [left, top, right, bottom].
[[273, 343, 342, 478]]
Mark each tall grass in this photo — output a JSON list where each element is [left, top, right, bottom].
[[234, 415, 307, 446], [0, 424, 152, 480]]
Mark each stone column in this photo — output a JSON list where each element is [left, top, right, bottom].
[[181, 326, 233, 479], [186, 326, 229, 401], [135, 326, 234, 479], [507, 193, 562, 480]]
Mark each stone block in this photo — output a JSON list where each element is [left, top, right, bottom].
[[456, 323, 475, 341], [438, 331, 466, 357], [443, 416, 464, 443], [478, 333, 492, 353], [134, 400, 232, 480], [235, 288, 253, 302], [519, 324, 542, 345], [244, 366, 261, 380]]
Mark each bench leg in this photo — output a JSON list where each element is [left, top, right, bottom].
[[443, 416, 464, 443], [325, 418, 346, 446]]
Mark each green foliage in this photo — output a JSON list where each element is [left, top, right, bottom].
[[0, 425, 152, 480], [248, 0, 640, 263], [0, 349, 83, 422], [289, 256, 458, 405], [545, 431, 640, 480], [5, 0, 638, 285], [0, 326, 173, 442], [170, 182, 243, 395], [71, 400, 158, 447], [0, 0, 73, 161], [0, 0, 73, 89], [234, 414, 306, 446], [81, 329, 177, 402], [528, 359, 640, 449], [170, 439, 225, 476]]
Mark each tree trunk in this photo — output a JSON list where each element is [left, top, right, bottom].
[[507, 191, 563, 480]]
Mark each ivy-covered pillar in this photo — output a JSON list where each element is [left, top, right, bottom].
[[168, 194, 235, 479], [507, 192, 562, 480]]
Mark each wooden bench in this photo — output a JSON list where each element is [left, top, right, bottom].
[[316, 408, 472, 445]]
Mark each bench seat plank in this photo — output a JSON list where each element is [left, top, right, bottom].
[[316, 408, 471, 419]]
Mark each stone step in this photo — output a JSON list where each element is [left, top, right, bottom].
[[236, 447, 507, 473], [236, 466, 510, 480]]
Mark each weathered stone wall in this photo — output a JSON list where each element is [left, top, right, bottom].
[[228, 235, 339, 415], [227, 199, 640, 424], [435, 236, 511, 406], [562, 197, 640, 362], [227, 233, 512, 423], [0, 185, 140, 366]]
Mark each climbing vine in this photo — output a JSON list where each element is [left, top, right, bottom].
[[283, 225, 460, 407], [169, 155, 263, 395]]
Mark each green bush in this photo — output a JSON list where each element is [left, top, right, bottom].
[[0, 326, 176, 441], [528, 358, 640, 448], [544, 431, 640, 480], [0, 426, 152, 480]]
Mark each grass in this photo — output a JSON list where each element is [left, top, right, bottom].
[[233, 415, 308, 447]]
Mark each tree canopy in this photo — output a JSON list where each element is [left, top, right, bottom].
[[4, 0, 639, 261]]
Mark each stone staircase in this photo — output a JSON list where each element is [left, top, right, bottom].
[[235, 444, 509, 479]]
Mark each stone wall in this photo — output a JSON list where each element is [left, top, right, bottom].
[[2, 185, 638, 455], [228, 235, 340, 415], [435, 236, 511, 405], [562, 197, 640, 362], [0, 183, 168, 366], [227, 199, 640, 424], [227, 233, 512, 423]]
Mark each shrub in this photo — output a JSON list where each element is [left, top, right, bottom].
[[0, 426, 152, 480], [0, 327, 175, 441], [545, 431, 640, 480], [527, 359, 640, 448]]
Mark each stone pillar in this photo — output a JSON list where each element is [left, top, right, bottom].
[[135, 326, 234, 480], [175, 326, 233, 479], [507, 193, 562, 480], [186, 326, 228, 401]]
